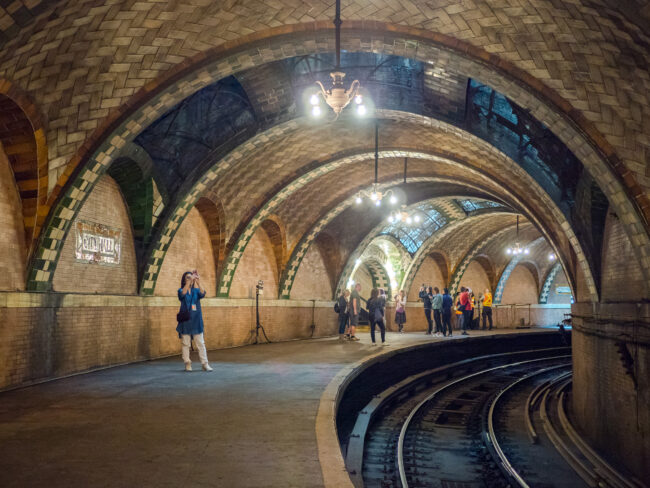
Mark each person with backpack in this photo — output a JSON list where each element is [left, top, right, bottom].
[[394, 289, 407, 333], [368, 288, 387, 346], [418, 285, 434, 334], [176, 270, 212, 372], [335, 289, 350, 340]]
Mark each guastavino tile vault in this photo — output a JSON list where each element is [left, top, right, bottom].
[[0, 1, 648, 486]]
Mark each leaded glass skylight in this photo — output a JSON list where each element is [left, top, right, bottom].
[[457, 199, 503, 213], [380, 203, 448, 254]]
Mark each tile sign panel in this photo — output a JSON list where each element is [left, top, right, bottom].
[[74, 220, 122, 265]]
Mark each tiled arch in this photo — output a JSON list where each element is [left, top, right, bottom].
[[24, 25, 650, 295], [0, 79, 48, 258], [539, 262, 564, 304], [493, 238, 549, 304]]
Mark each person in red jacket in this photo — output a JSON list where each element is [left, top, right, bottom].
[[459, 287, 471, 336]]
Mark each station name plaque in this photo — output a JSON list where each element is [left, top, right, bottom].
[[74, 221, 122, 265]]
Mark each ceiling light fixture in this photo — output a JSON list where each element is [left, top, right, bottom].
[[309, 0, 365, 119], [354, 122, 398, 206], [387, 158, 420, 224], [506, 215, 530, 255]]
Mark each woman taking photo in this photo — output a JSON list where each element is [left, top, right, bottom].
[[394, 290, 407, 333], [177, 270, 213, 372]]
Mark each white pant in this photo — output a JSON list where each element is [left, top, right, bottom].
[[181, 333, 209, 365]]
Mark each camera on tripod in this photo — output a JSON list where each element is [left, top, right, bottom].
[[256, 280, 264, 295]]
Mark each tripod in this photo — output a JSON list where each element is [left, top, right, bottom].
[[254, 285, 271, 344]]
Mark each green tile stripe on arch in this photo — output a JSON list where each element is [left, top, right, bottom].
[[492, 237, 545, 304], [140, 120, 302, 295], [364, 259, 392, 299], [448, 225, 518, 298], [216, 149, 458, 298], [539, 261, 563, 304]]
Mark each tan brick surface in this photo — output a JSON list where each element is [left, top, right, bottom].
[[0, 142, 26, 290]]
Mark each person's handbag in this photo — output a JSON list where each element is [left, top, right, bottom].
[[177, 308, 190, 322], [374, 307, 384, 322]]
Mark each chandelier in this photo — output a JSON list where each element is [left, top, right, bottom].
[[387, 158, 420, 224], [506, 215, 529, 255], [354, 123, 398, 206], [309, 0, 367, 119]]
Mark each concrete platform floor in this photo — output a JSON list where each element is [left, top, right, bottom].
[[0, 328, 553, 488]]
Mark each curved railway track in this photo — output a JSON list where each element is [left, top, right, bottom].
[[346, 347, 642, 488]]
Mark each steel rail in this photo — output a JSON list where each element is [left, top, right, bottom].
[[396, 354, 570, 488], [486, 363, 571, 487], [524, 371, 572, 444]]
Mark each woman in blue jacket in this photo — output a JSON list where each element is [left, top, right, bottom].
[[177, 270, 212, 372]]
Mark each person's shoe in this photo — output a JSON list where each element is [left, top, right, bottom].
[[184, 362, 192, 372], [202, 363, 213, 372], [462, 331, 469, 335], [338, 334, 345, 341], [382, 342, 389, 346], [351, 336, 360, 341], [371, 342, 377, 346]]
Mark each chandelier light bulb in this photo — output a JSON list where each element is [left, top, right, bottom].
[[355, 195, 362, 204], [506, 248, 512, 255], [524, 248, 530, 255], [387, 215, 394, 223], [389, 195, 398, 204], [414, 215, 421, 223], [375, 200, 381, 207], [354, 94, 363, 105], [549, 253, 556, 261], [395, 213, 402, 222], [370, 192, 378, 201], [406, 216, 413, 224], [309, 94, 320, 106], [311, 105, 321, 117], [356, 104, 367, 116]]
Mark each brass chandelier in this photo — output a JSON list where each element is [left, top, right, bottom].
[[506, 215, 530, 255]]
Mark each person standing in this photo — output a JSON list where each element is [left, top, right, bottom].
[[368, 288, 387, 346], [337, 289, 350, 340], [394, 290, 407, 333], [177, 270, 213, 372], [418, 286, 434, 334], [459, 286, 471, 335], [432, 287, 443, 337], [482, 288, 493, 330], [441, 288, 453, 336], [348, 283, 362, 341]]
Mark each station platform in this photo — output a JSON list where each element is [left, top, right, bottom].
[[0, 328, 556, 488]]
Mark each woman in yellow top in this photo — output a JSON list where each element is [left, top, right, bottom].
[[481, 288, 493, 330]]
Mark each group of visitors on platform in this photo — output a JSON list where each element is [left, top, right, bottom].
[[417, 285, 494, 336], [335, 282, 494, 343]]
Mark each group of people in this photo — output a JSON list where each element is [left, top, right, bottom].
[[336, 283, 392, 345], [418, 285, 494, 335], [336, 282, 494, 343]]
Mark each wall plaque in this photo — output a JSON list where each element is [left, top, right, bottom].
[[555, 286, 572, 295], [75, 221, 122, 265]]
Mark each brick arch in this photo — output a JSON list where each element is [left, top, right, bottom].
[[314, 232, 342, 295], [25, 24, 648, 295], [428, 251, 450, 288], [473, 255, 497, 291], [0, 82, 47, 259], [493, 237, 548, 304], [194, 196, 227, 286], [259, 216, 287, 284]]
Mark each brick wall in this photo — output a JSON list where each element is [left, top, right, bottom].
[[52, 175, 138, 294], [500, 264, 538, 305], [571, 302, 650, 481], [601, 212, 647, 302], [459, 260, 490, 296], [290, 245, 333, 300], [230, 225, 279, 299], [0, 293, 338, 390], [155, 207, 216, 297], [407, 256, 445, 301], [0, 143, 25, 291]]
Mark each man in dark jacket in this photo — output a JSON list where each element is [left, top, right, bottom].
[[337, 289, 350, 340], [418, 286, 434, 334], [441, 288, 453, 337]]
